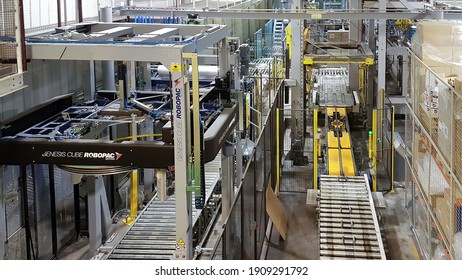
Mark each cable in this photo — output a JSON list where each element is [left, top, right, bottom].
[[113, 133, 162, 142]]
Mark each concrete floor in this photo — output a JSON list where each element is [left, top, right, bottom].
[[266, 192, 319, 260], [265, 172, 419, 260]]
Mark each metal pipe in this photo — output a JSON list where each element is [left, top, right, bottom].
[[63, 0, 67, 26], [77, 0, 83, 23], [57, 0, 62, 27], [100, 7, 115, 91]]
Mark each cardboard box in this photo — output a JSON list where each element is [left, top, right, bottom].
[[327, 30, 349, 43]]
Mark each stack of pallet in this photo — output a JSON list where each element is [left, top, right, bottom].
[[412, 20, 462, 79]]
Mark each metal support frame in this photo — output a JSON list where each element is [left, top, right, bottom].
[[85, 175, 112, 258], [289, 16, 305, 164], [372, 109, 378, 192], [377, 0, 387, 110], [172, 53, 193, 260], [17, 22, 229, 260], [120, 7, 459, 20], [349, 0, 361, 92], [0, 166, 5, 260]]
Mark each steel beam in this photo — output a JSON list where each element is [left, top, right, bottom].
[[100, 7, 116, 92], [85, 175, 112, 258], [119, 8, 462, 20]]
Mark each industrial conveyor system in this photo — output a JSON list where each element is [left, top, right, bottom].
[[313, 70, 385, 259], [318, 175, 386, 260], [105, 156, 221, 260]]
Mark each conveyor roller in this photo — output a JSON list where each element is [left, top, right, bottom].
[[318, 175, 386, 260]]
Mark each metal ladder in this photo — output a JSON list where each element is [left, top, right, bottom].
[[106, 157, 221, 260], [318, 175, 386, 260]]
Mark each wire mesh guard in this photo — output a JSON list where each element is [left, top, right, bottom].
[[407, 52, 462, 259], [0, 0, 18, 77], [279, 108, 312, 193]]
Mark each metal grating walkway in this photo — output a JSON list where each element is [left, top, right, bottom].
[[106, 156, 221, 260], [318, 175, 386, 260]]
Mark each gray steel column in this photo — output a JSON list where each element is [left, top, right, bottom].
[[221, 144, 234, 218], [173, 55, 193, 260], [289, 6, 305, 165], [82, 60, 96, 100], [128, 61, 136, 92], [144, 118, 155, 199], [367, 19, 376, 127], [402, 55, 409, 98], [377, 0, 387, 146], [349, 0, 360, 92], [0, 167, 5, 260], [100, 7, 115, 91], [142, 63, 152, 90], [377, 0, 386, 108], [86, 176, 112, 258]]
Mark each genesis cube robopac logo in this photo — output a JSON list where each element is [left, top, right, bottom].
[[41, 151, 123, 161]]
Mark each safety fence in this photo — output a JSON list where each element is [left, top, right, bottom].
[[0, 0, 18, 77], [406, 51, 462, 259], [209, 75, 285, 260]]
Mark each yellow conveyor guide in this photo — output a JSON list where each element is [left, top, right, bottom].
[[327, 131, 351, 149], [327, 148, 355, 176], [327, 107, 346, 117]]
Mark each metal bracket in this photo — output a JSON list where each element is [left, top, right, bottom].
[[0, 73, 27, 98]]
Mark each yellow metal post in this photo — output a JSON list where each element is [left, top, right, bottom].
[[276, 108, 280, 196], [127, 170, 138, 223], [372, 109, 378, 192], [390, 106, 395, 194], [125, 114, 139, 226], [313, 108, 318, 190]]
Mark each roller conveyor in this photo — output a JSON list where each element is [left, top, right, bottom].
[[106, 157, 221, 260], [318, 175, 386, 260]]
